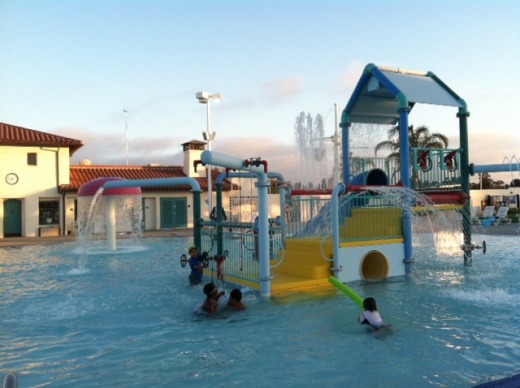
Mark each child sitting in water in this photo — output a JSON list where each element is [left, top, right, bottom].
[[227, 288, 247, 311], [202, 282, 225, 314], [359, 297, 385, 329]]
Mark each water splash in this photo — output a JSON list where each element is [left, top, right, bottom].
[[76, 187, 105, 269], [298, 185, 463, 258]]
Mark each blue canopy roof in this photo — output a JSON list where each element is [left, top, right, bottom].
[[343, 64, 466, 125]]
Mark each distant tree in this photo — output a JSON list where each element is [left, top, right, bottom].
[[374, 125, 449, 159], [470, 181, 480, 190], [481, 173, 495, 189], [495, 180, 506, 189], [471, 173, 508, 189], [511, 179, 520, 187]]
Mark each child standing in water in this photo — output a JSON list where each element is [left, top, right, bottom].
[[188, 246, 206, 285], [358, 297, 385, 329]]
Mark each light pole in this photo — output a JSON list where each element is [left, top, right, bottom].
[[196, 91, 222, 217], [124, 109, 129, 166]]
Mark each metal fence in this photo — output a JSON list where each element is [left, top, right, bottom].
[[350, 148, 462, 191], [200, 224, 283, 287], [411, 148, 462, 191]]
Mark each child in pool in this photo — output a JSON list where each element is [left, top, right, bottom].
[[227, 288, 247, 311], [358, 297, 385, 328], [202, 282, 225, 314], [188, 245, 206, 285]]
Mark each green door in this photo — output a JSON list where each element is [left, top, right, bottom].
[[160, 197, 187, 229], [4, 199, 22, 237]]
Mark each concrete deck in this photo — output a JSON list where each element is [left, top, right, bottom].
[[0, 229, 193, 248]]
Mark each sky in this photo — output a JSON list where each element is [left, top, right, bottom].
[[1, 0, 519, 185]]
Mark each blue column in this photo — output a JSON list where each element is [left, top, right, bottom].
[[341, 122, 350, 184], [398, 108, 413, 274]]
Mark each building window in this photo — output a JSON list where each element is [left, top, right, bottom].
[[28, 152, 37, 166], [39, 200, 59, 225]]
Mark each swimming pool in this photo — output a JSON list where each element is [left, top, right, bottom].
[[1, 234, 519, 387]]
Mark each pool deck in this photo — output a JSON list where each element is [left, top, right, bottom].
[[0, 229, 193, 248], [472, 223, 519, 236]]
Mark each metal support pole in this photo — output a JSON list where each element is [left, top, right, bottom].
[[458, 107, 472, 266], [216, 181, 224, 256], [256, 172, 272, 297]]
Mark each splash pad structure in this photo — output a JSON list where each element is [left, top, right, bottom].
[[76, 63, 487, 299], [190, 64, 480, 296]]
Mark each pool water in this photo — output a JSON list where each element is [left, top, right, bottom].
[[1, 234, 519, 387]]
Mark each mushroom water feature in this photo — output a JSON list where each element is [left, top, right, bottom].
[[77, 177, 143, 252], [77, 177, 202, 252]]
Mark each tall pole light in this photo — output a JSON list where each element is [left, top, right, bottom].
[[196, 91, 222, 216], [124, 109, 129, 166], [333, 103, 341, 187]]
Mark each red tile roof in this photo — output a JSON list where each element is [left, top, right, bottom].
[[0, 122, 83, 155], [60, 165, 236, 193]]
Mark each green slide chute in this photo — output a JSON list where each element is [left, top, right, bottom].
[[328, 276, 364, 309]]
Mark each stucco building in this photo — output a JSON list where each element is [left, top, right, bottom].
[[0, 122, 234, 238]]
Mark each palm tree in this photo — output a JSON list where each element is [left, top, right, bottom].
[[375, 125, 449, 159]]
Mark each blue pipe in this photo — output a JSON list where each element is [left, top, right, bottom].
[[471, 164, 520, 174]]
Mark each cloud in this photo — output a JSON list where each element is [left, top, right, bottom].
[[336, 60, 365, 91], [54, 127, 333, 185], [59, 123, 519, 186], [54, 126, 185, 166], [261, 76, 303, 103]]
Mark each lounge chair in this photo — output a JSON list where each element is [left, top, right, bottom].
[[471, 207, 481, 225], [479, 206, 496, 226], [495, 207, 512, 224]]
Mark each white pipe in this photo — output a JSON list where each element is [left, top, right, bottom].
[[209, 155, 273, 297], [256, 172, 272, 297], [201, 151, 266, 174], [331, 182, 347, 277]]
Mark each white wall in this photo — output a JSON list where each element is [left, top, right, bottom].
[[0, 146, 68, 237]]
